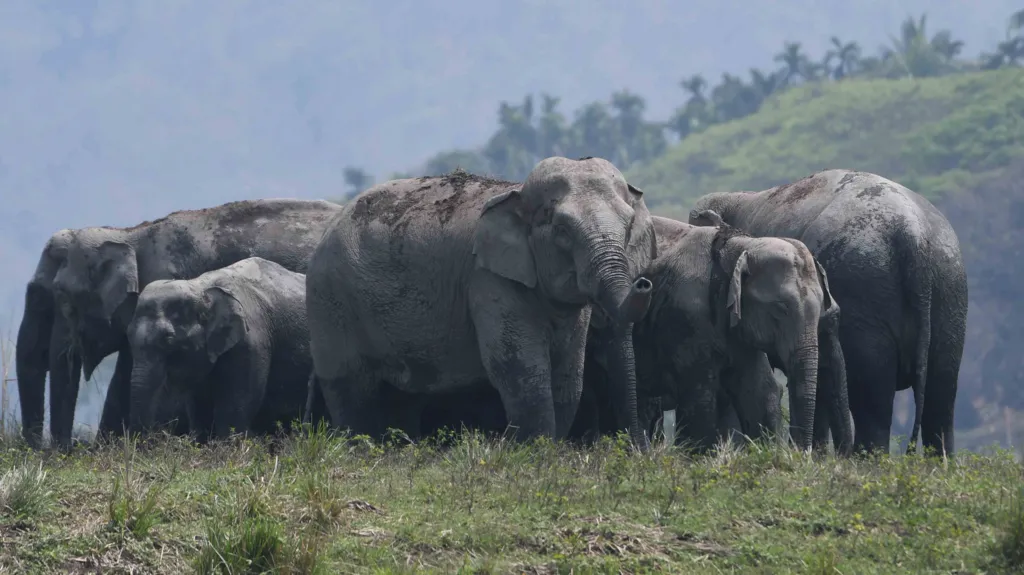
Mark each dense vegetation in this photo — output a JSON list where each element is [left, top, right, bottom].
[[337, 11, 1024, 442], [340, 10, 1024, 191], [1, 428, 1022, 574]]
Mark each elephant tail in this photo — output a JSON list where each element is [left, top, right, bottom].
[[903, 233, 933, 456]]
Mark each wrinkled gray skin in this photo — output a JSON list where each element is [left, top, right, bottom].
[[575, 216, 848, 453], [689, 169, 968, 456], [715, 357, 784, 444], [306, 158, 658, 447], [18, 199, 342, 449], [127, 258, 327, 441]]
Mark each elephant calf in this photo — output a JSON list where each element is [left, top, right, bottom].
[[577, 216, 852, 453], [126, 257, 324, 441]]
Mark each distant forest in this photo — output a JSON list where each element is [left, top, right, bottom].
[[339, 9, 1024, 192]]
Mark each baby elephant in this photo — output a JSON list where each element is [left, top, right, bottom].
[[126, 257, 321, 441]]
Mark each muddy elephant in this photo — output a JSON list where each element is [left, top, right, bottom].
[[16, 199, 342, 449], [689, 169, 967, 456], [574, 216, 851, 453], [306, 159, 658, 447], [127, 258, 327, 441]]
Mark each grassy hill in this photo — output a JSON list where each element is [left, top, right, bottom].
[[629, 68, 1024, 219]]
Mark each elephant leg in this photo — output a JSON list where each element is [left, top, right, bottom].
[[379, 383, 423, 441], [568, 380, 600, 444], [186, 392, 214, 445], [919, 335, 961, 457], [47, 314, 82, 450], [841, 329, 897, 455], [209, 348, 276, 440], [471, 290, 556, 441], [549, 311, 589, 440], [672, 363, 719, 453], [812, 381, 833, 451], [98, 344, 133, 441], [316, 357, 391, 441]]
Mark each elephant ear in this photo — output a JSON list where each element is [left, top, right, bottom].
[[96, 241, 140, 328], [691, 209, 728, 228], [626, 183, 658, 272], [204, 286, 248, 363], [472, 189, 537, 288], [726, 250, 749, 328], [813, 259, 835, 311]]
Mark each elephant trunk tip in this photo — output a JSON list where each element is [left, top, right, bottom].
[[618, 276, 653, 324]]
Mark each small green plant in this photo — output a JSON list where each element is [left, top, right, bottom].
[[995, 486, 1024, 570], [194, 515, 285, 574], [300, 467, 344, 530], [0, 462, 51, 520], [106, 434, 164, 540]]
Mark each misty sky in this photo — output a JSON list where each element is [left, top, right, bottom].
[[0, 0, 1016, 336]]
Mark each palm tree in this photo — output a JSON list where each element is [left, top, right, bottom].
[[1010, 8, 1024, 34], [883, 14, 965, 78], [825, 36, 862, 80], [535, 93, 567, 158], [774, 42, 808, 86], [680, 75, 708, 104], [749, 68, 780, 98], [930, 30, 965, 63], [982, 38, 1024, 69]]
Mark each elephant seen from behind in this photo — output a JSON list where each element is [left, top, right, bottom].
[[306, 158, 658, 447], [127, 257, 327, 441]]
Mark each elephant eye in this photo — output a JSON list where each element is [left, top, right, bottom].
[[552, 224, 573, 249]]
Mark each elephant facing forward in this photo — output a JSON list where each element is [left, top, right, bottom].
[[690, 169, 967, 456], [306, 158, 658, 446], [18, 199, 341, 449], [127, 257, 327, 441], [577, 216, 852, 453]]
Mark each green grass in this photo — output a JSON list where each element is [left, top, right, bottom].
[[0, 426, 1021, 574], [629, 68, 1024, 218]]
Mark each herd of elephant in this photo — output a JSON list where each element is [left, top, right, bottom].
[[14, 156, 968, 459]]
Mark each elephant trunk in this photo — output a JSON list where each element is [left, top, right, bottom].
[[823, 330, 854, 455], [787, 340, 819, 451], [129, 358, 164, 432], [47, 314, 82, 451], [15, 288, 53, 448], [591, 243, 653, 450]]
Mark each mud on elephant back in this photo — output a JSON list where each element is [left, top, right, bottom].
[[690, 169, 967, 457], [305, 158, 658, 448], [15, 198, 342, 449]]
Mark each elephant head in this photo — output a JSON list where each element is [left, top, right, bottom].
[[126, 280, 247, 432], [705, 219, 842, 451], [51, 230, 140, 380], [472, 156, 657, 446]]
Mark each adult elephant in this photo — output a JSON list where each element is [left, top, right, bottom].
[[306, 158, 657, 447], [126, 258, 327, 441], [573, 216, 850, 453], [18, 199, 342, 449], [15, 230, 76, 448], [689, 169, 967, 456]]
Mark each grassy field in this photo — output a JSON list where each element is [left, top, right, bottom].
[[1, 426, 1022, 574]]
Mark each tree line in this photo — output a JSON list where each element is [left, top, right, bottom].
[[341, 10, 1024, 196]]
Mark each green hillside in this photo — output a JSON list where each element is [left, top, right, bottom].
[[629, 68, 1024, 220]]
